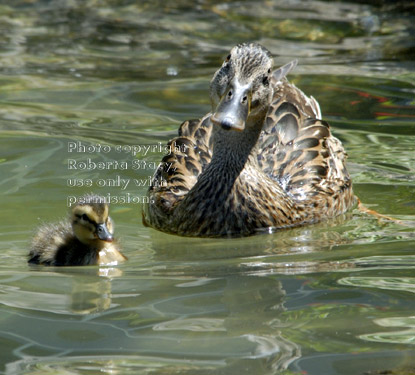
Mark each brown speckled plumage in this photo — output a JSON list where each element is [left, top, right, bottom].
[[143, 43, 355, 237], [29, 194, 127, 266]]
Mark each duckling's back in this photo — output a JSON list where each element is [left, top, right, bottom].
[[29, 222, 99, 266]]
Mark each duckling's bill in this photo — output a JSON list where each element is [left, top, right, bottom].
[[96, 223, 113, 242]]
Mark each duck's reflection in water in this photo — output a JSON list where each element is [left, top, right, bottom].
[[70, 267, 123, 314]]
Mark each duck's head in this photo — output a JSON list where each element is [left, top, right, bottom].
[[210, 43, 297, 133], [70, 194, 114, 247], [210, 43, 274, 132]]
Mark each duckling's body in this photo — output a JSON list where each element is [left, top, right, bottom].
[[143, 43, 355, 237], [29, 194, 126, 266]]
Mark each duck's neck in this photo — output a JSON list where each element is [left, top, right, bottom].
[[208, 120, 263, 177], [173, 114, 273, 236]]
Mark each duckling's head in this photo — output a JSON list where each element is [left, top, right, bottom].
[[210, 43, 274, 132], [70, 194, 114, 248]]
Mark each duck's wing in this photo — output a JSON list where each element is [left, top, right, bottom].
[[258, 78, 351, 201], [147, 114, 213, 214]]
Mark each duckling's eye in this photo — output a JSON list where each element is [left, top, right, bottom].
[[81, 214, 89, 222], [225, 54, 231, 62]]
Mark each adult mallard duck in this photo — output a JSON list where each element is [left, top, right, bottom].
[[143, 42, 355, 237], [29, 194, 127, 266]]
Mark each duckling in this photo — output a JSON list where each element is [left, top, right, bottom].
[[143, 43, 356, 237], [29, 194, 127, 266]]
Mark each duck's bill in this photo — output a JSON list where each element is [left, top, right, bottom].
[[96, 223, 114, 242], [211, 82, 250, 131]]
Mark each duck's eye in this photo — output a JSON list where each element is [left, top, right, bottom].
[[81, 214, 89, 221], [267, 68, 271, 74], [225, 54, 231, 62]]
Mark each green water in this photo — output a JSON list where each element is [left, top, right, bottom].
[[0, 1, 414, 374]]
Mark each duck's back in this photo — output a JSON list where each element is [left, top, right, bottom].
[[146, 113, 213, 218], [258, 78, 353, 210]]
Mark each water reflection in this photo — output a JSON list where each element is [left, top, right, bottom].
[[338, 276, 415, 293], [2, 272, 301, 374], [360, 316, 415, 345], [0, 268, 121, 315], [71, 268, 124, 314]]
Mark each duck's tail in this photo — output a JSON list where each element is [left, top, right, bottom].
[[357, 197, 405, 225]]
